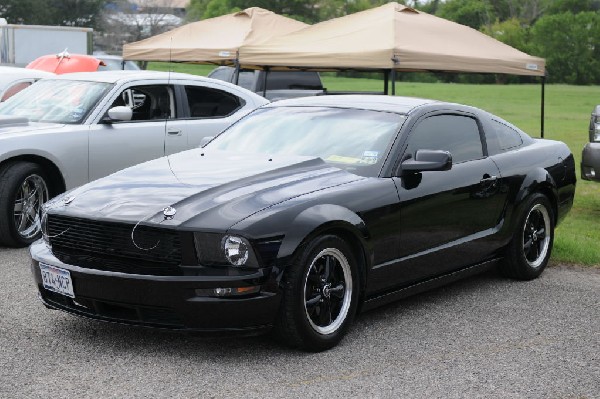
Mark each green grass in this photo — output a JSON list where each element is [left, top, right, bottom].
[[148, 62, 600, 266]]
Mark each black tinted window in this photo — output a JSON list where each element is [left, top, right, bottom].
[[405, 115, 483, 163], [491, 120, 523, 151], [257, 71, 323, 91], [185, 86, 242, 118]]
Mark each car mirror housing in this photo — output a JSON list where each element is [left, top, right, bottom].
[[401, 149, 452, 174], [106, 106, 133, 122]]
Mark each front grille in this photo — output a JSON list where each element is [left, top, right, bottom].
[[43, 290, 184, 327], [48, 215, 182, 276]]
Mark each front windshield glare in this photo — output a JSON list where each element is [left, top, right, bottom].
[[0, 79, 111, 124], [208, 107, 404, 176]]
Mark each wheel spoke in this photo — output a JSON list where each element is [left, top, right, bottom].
[[306, 294, 322, 308], [524, 238, 533, 251], [537, 228, 546, 239], [17, 213, 28, 231], [324, 256, 333, 281], [329, 283, 345, 299], [319, 298, 332, 326], [13, 201, 24, 213]]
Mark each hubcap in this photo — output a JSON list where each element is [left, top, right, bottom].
[[303, 248, 352, 335], [522, 203, 551, 268], [13, 174, 49, 240]]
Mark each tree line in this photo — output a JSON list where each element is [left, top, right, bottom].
[[2, 0, 599, 84]]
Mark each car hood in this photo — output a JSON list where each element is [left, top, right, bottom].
[[51, 149, 363, 230], [0, 116, 61, 135]]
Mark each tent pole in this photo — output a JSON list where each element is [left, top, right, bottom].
[[233, 54, 240, 85], [391, 69, 396, 96], [541, 74, 546, 138], [262, 67, 270, 98], [384, 70, 389, 95]]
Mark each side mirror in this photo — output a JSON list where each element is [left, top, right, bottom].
[[106, 106, 133, 122], [199, 136, 214, 147], [401, 149, 452, 174]]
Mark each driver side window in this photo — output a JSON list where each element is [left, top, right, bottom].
[[405, 114, 483, 164], [109, 85, 174, 122]]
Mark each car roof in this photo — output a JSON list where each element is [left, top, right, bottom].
[[267, 95, 438, 114], [47, 70, 215, 84], [0, 66, 55, 79]]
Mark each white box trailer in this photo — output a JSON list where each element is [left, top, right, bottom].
[[0, 23, 93, 67]]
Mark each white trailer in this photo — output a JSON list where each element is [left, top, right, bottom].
[[0, 22, 93, 66]]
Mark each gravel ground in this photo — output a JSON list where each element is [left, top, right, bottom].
[[1, 247, 599, 399]]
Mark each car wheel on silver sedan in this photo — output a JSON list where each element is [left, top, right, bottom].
[[0, 162, 50, 247]]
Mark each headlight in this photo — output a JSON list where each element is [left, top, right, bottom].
[[40, 208, 50, 246], [193, 233, 259, 268], [223, 235, 250, 266]]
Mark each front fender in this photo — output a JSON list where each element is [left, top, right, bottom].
[[277, 204, 368, 260]]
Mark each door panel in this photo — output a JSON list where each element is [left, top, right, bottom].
[[88, 122, 166, 181]]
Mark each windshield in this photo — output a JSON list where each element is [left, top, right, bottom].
[[0, 79, 111, 124], [208, 106, 405, 177]]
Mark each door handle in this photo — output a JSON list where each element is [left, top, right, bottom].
[[480, 175, 498, 184], [167, 130, 182, 136]]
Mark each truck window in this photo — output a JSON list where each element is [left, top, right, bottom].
[[257, 71, 323, 91]]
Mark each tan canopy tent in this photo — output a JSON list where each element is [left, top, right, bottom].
[[239, 2, 545, 76], [123, 7, 308, 63]]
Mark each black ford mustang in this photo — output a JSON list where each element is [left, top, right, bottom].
[[30, 95, 576, 351]]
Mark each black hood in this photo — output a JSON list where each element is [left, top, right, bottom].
[[50, 149, 363, 231]]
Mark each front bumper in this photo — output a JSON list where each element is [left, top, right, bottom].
[[30, 241, 281, 334], [581, 142, 600, 182]]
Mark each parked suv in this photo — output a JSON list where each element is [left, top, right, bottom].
[[208, 66, 325, 101], [582, 105, 600, 182]]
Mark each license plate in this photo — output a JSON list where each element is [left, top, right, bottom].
[[40, 263, 74, 298]]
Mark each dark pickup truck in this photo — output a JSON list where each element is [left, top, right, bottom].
[[208, 66, 325, 101]]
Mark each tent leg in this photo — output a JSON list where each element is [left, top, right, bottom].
[[234, 57, 240, 85], [541, 74, 546, 138], [262, 67, 269, 98], [391, 69, 396, 96], [384, 70, 389, 95]]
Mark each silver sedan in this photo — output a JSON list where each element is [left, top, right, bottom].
[[0, 71, 269, 246]]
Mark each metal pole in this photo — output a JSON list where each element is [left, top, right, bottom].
[[541, 74, 546, 138], [391, 68, 396, 96], [233, 55, 240, 85], [384, 70, 389, 95], [262, 67, 269, 98]]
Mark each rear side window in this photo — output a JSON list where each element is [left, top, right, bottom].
[[185, 86, 243, 118], [405, 114, 484, 163], [490, 120, 523, 151]]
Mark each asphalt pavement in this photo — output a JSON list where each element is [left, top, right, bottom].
[[1, 246, 599, 398]]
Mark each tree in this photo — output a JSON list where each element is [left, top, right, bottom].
[[530, 11, 600, 84], [0, 0, 105, 29], [437, 0, 495, 29], [480, 18, 530, 52], [97, 0, 182, 54]]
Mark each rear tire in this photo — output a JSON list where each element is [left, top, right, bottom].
[[0, 162, 51, 247], [501, 193, 554, 280], [274, 235, 359, 352]]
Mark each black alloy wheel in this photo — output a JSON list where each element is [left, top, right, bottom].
[[501, 193, 554, 280], [275, 235, 359, 351]]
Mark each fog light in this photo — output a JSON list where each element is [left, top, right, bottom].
[[195, 286, 261, 297]]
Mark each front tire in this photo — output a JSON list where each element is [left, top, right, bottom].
[[501, 193, 554, 280], [0, 162, 51, 247], [275, 235, 359, 352]]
